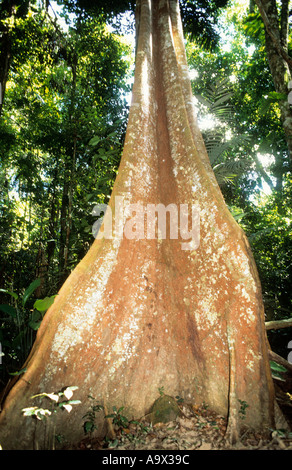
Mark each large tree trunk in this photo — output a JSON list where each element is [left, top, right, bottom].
[[0, 0, 275, 449]]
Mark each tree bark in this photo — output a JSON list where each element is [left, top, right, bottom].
[[0, 0, 275, 449], [255, 0, 292, 162], [266, 318, 292, 330], [268, 349, 292, 373], [0, 1, 15, 117], [59, 55, 78, 287], [58, 159, 70, 283]]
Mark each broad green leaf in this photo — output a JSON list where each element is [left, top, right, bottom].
[[0, 304, 17, 318], [89, 136, 100, 146], [23, 279, 41, 306], [85, 193, 95, 202], [28, 318, 42, 330], [232, 212, 247, 221], [33, 295, 56, 312], [84, 421, 95, 434], [28, 310, 42, 330], [270, 361, 287, 373], [271, 371, 286, 382]]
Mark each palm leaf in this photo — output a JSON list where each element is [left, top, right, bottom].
[[196, 78, 252, 184], [213, 159, 251, 186]]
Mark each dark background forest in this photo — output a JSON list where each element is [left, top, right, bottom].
[[0, 0, 291, 389]]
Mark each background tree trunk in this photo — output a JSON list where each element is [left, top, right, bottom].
[[0, 1, 14, 117], [255, 0, 292, 161], [0, 0, 275, 449]]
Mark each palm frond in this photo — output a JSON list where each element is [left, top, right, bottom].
[[198, 77, 234, 123], [196, 77, 253, 185], [206, 133, 251, 166], [213, 159, 251, 186]]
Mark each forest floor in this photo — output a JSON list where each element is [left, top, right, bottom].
[[76, 387, 292, 452]]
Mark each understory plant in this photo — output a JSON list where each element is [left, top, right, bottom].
[[0, 279, 56, 375], [22, 386, 80, 449], [82, 395, 104, 435]]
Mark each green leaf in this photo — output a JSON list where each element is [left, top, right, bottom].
[[108, 439, 119, 448], [270, 361, 287, 373], [84, 421, 95, 434], [23, 279, 41, 306], [271, 371, 286, 382], [0, 289, 19, 300], [85, 193, 95, 202], [0, 304, 17, 318], [29, 321, 41, 331], [233, 212, 247, 221], [267, 91, 287, 101], [89, 136, 100, 146], [28, 310, 43, 330], [9, 368, 27, 376], [33, 295, 56, 312]]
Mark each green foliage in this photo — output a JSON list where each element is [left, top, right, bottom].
[[0, 280, 56, 379], [0, 1, 133, 394], [58, 0, 229, 50], [82, 395, 104, 435], [22, 385, 80, 449], [238, 399, 249, 420], [33, 295, 57, 313], [270, 361, 287, 382], [0, 3, 131, 286], [180, 0, 230, 50], [105, 406, 130, 429], [194, 77, 253, 187], [22, 387, 81, 419]]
